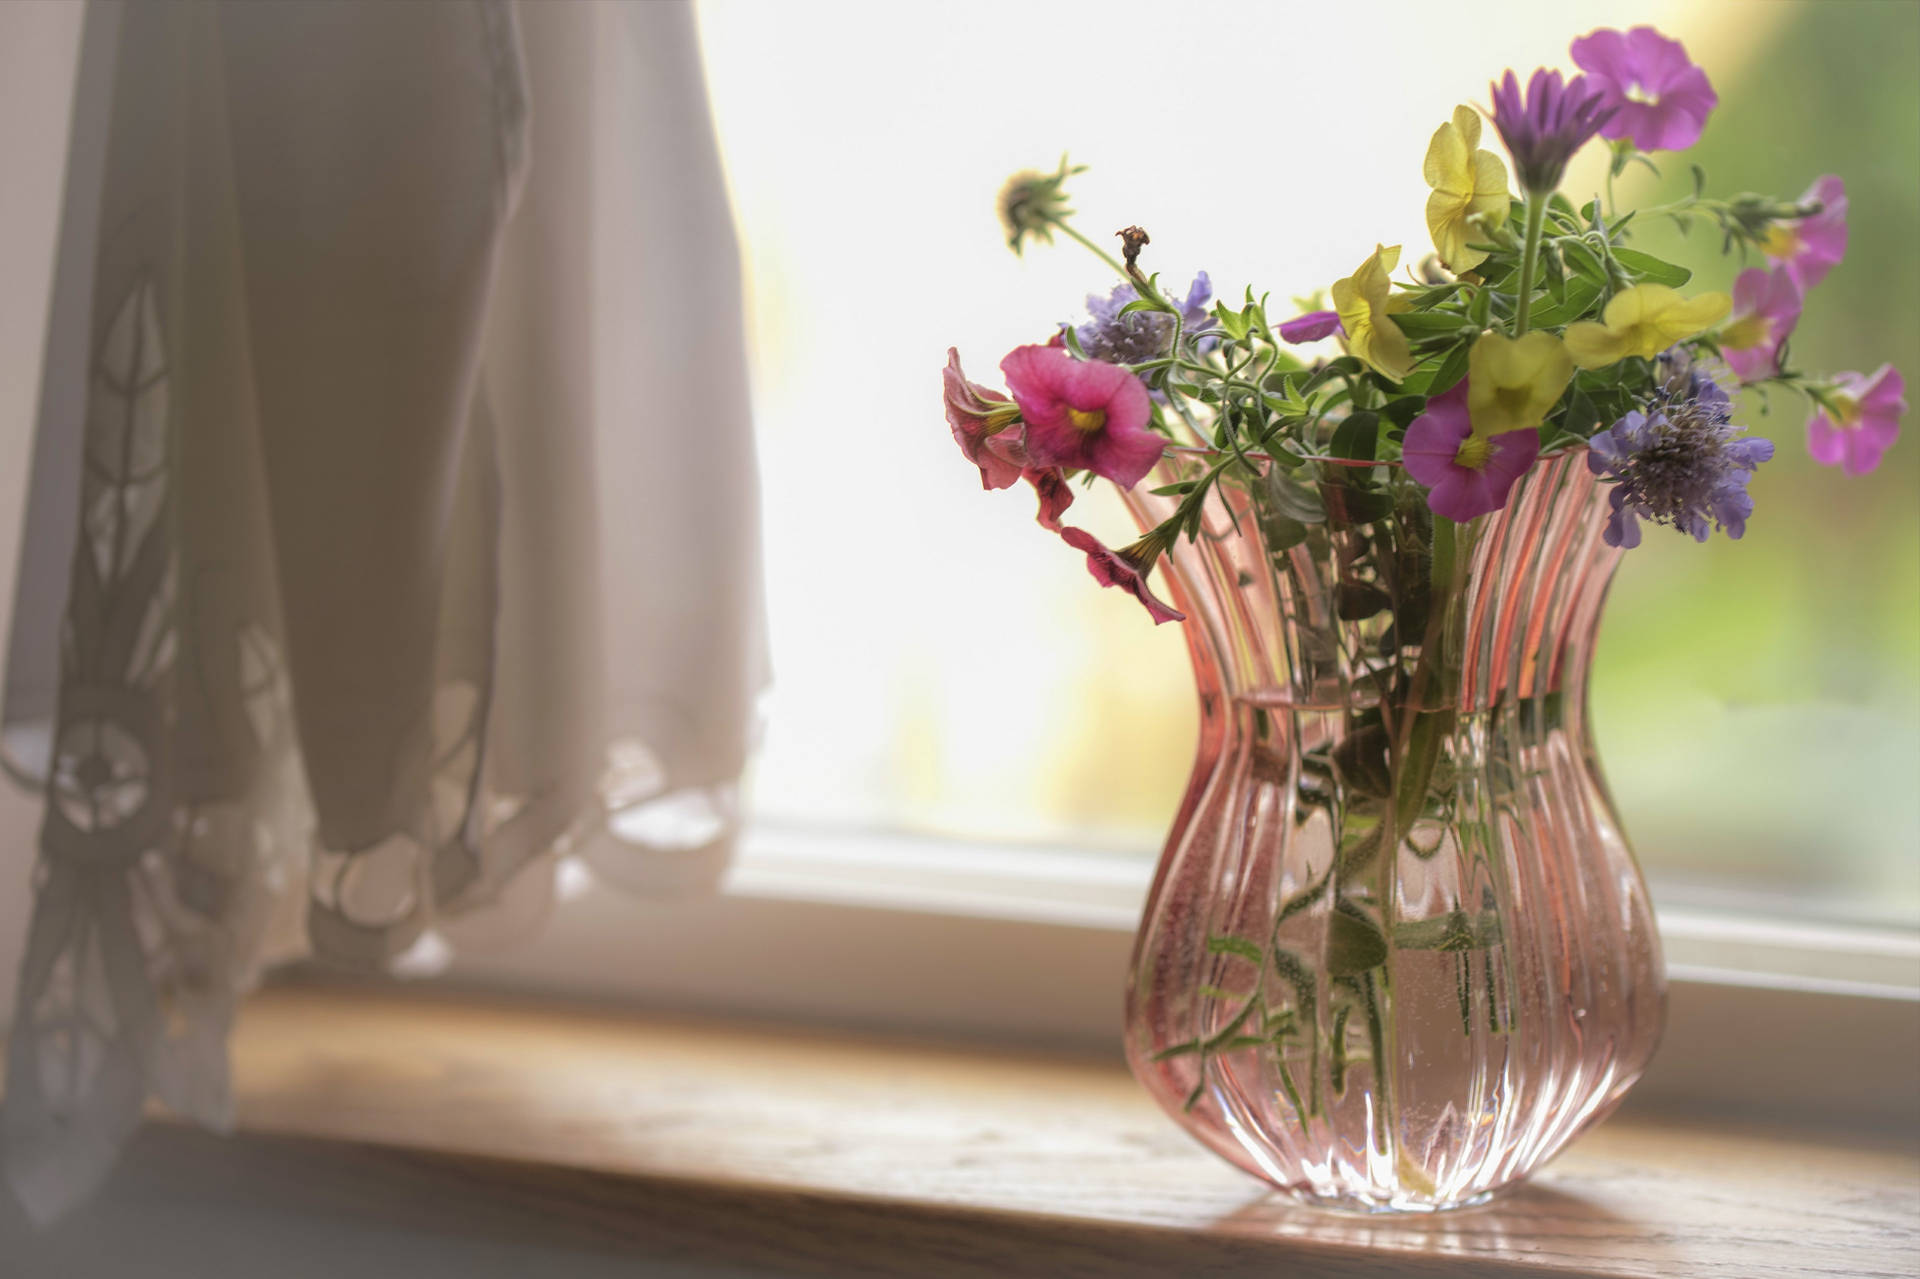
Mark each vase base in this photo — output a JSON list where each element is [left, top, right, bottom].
[[1277, 1187, 1500, 1216]]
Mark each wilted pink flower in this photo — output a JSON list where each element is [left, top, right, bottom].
[[1280, 310, 1343, 344], [1719, 268, 1802, 383], [1807, 365, 1905, 476], [1000, 344, 1161, 489], [1059, 527, 1185, 625], [1764, 175, 1848, 290], [1401, 382, 1541, 521], [1570, 26, 1717, 153], [1025, 467, 1074, 531], [944, 347, 1026, 489]]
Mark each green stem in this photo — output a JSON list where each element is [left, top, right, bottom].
[[1512, 198, 1549, 338], [1049, 218, 1132, 281]]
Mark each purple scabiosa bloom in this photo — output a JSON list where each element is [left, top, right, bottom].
[[1586, 349, 1774, 547], [1401, 382, 1540, 522], [1488, 69, 1615, 197], [1279, 310, 1343, 344], [1073, 272, 1215, 364], [1763, 176, 1848, 290], [1570, 26, 1717, 153], [1718, 268, 1802, 383], [1807, 364, 1905, 476]]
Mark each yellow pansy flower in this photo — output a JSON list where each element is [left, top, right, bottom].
[[1424, 106, 1509, 273], [1332, 244, 1415, 383], [1467, 331, 1574, 436], [1563, 285, 1732, 370]]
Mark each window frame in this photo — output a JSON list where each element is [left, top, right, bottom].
[[440, 821, 1920, 1129]]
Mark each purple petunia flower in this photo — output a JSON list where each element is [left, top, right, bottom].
[[1807, 364, 1905, 477], [1488, 69, 1616, 198], [1764, 175, 1848, 290], [1072, 272, 1214, 364], [1570, 26, 1718, 153], [1401, 382, 1540, 522], [1586, 349, 1774, 547], [1279, 310, 1343, 344], [1718, 268, 1802, 384]]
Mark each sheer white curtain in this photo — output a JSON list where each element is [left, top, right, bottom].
[[0, 0, 766, 1221]]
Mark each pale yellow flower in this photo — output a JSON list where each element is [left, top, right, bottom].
[[1563, 285, 1733, 369], [1467, 331, 1574, 436], [1331, 245, 1415, 383], [1424, 106, 1510, 273]]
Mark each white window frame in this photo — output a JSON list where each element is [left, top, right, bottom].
[[441, 821, 1920, 1128]]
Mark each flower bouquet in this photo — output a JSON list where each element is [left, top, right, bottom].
[[942, 26, 1904, 1211]]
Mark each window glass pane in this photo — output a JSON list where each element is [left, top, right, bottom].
[[697, 0, 1920, 923]]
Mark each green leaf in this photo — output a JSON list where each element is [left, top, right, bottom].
[[1331, 723, 1393, 798], [1468, 285, 1493, 329], [1526, 278, 1604, 328], [1212, 302, 1251, 341], [1325, 900, 1389, 976], [1329, 411, 1379, 463], [1261, 512, 1310, 553], [1559, 239, 1610, 287], [1613, 247, 1691, 287], [1265, 468, 1327, 523], [1276, 867, 1332, 926], [1394, 909, 1503, 952], [1320, 481, 1394, 525], [1560, 387, 1600, 440], [1336, 581, 1392, 621], [1423, 341, 1473, 399], [1379, 395, 1426, 429], [1118, 298, 1161, 316], [1205, 934, 1265, 964], [1389, 311, 1473, 337]]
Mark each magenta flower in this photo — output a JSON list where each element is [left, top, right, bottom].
[[1570, 26, 1717, 152], [1001, 344, 1161, 489], [1059, 527, 1184, 625], [1401, 383, 1541, 521], [1024, 466, 1074, 531], [1764, 175, 1848, 290], [1807, 365, 1905, 476], [944, 348, 1027, 490], [1279, 310, 1343, 344], [1718, 268, 1802, 383]]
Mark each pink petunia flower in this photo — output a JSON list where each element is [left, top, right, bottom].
[[1718, 268, 1802, 383], [1764, 175, 1848, 290], [1807, 364, 1905, 476], [1024, 466, 1074, 531], [944, 348, 1027, 490], [1401, 382, 1541, 521], [1570, 26, 1717, 153], [1059, 527, 1185, 625], [1000, 344, 1161, 490]]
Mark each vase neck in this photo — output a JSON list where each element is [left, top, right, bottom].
[[1121, 453, 1620, 718]]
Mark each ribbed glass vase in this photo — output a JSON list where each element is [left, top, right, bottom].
[[1120, 450, 1665, 1212]]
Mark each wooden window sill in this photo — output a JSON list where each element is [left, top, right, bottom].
[[5, 985, 1915, 1278]]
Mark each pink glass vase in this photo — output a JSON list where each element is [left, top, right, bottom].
[[1120, 451, 1665, 1212]]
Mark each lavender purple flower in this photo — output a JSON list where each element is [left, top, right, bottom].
[[1073, 272, 1214, 364], [1586, 350, 1774, 547], [1488, 69, 1615, 197]]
